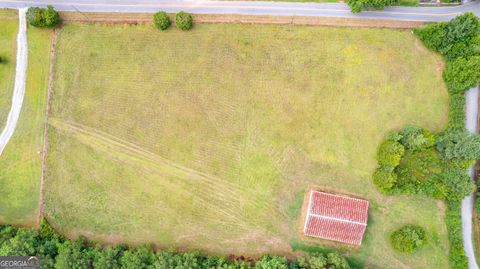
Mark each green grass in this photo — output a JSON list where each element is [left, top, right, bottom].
[[46, 23, 450, 268], [0, 18, 52, 225]]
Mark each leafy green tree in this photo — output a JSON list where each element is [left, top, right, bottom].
[[441, 12, 480, 54], [443, 56, 480, 94], [377, 140, 405, 167], [440, 168, 476, 202], [436, 129, 480, 161], [26, 7, 44, 27], [26, 6, 60, 28], [326, 253, 351, 269], [399, 127, 435, 151], [93, 245, 126, 269], [373, 167, 397, 193], [121, 245, 155, 269], [414, 22, 447, 52], [176, 11, 193, 31], [297, 253, 327, 269], [55, 238, 93, 269], [390, 225, 427, 253], [0, 228, 38, 256], [255, 255, 289, 269], [153, 11, 171, 31]]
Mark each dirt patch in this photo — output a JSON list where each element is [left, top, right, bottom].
[[59, 11, 424, 29]]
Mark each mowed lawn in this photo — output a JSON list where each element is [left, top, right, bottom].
[[0, 13, 52, 225], [47, 24, 449, 268]]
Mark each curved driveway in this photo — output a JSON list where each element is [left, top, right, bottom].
[[0, 0, 479, 21]]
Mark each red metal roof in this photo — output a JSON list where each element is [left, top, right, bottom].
[[303, 191, 369, 246]]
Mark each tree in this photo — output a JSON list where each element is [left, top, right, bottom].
[[390, 225, 427, 253], [441, 12, 480, 54], [436, 129, 480, 161], [326, 253, 351, 269], [176, 11, 193, 31], [443, 56, 480, 94], [26, 6, 60, 28], [377, 140, 405, 167], [153, 11, 171, 31], [26, 7, 44, 27], [399, 126, 435, 151], [255, 255, 289, 269], [93, 245, 126, 269], [414, 22, 447, 52], [43, 6, 60, 27], [55, 238, 93, 269], [373, 167, 397, 193], [440, 168, 476, 202], [120, 245, 155, 269], [0, 228, 38, 256]]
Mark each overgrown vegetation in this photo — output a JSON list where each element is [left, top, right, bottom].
[[26, 6, 60, 28], [373, 12, 480, 269], [345, 0, 397, 13], [0, 220, 357, 269], [176, 11, 193, 31], [390, 225, 427, 253], [153, 11, 171, 31]]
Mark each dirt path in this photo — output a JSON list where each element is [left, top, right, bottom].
[[0, 8, 27, 156], [37, 29, 59, 226], [462, 86, 480, 269]]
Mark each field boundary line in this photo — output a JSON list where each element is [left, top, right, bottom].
[[37, 28, 59, 226], [58, 12, 424, 29]]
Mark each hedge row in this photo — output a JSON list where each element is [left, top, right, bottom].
[[0, 219, 358, 269], [406, 13, 480, 269]]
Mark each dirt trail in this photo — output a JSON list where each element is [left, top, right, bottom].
[[0, 8, 28, 156]]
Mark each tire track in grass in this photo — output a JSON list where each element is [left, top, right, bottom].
[[0, 7, 27, 155], [48, 118, 284, 229]]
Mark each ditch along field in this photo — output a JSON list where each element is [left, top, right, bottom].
[[0, 11, 51, 225], [45, 23, 450, 268]]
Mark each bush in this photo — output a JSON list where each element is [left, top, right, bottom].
[[439, 168, 476, 202], [448, 94, 466, 129], [176, 11, 193, 31], [446, 201, 469, 269], [153, 11, 171, 31], [441, 12, 480, 54], [390, 225, 427, 253], [443, 56, 480, 95], [414, 22, 447, 52], [377, 140, 405, 167], [26, 6, 60, 28], [373, 167, 397, 193], [399, 126, 435, 151], [436, 129, 480, 161], [345, 0, 397, 13]]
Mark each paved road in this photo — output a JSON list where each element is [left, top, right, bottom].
[[465, 87, 479, 269], [0, 0, 479, 21]]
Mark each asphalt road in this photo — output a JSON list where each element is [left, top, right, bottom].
[[0, 0, 479, 21]]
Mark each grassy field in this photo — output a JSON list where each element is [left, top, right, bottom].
[[0, 14, 52, 225], [46, 23, 449, 268]]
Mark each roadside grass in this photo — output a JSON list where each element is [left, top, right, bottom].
[[46, 23, 449, 268], [0, 18, 51, 225]]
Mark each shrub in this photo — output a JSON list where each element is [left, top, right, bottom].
[[441, 12, 480, 54], [446, 201, 469, 269], [153, 11, 171, 31], [399, 126, 435, 151], [26, 6, 60, 28], [176, 11, 193, 31], [377, 140, 405, 167], [414, 22, 447, 52], [345, 0, 397, 13], [255, 255, 288, 269], [436, 129, 480, 161], [439, 168, 475, 202], [448, 94, 466, 129], [443, 56, 480, 95], [390, 225, 427, 253], [373, 167, 397, 193]]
